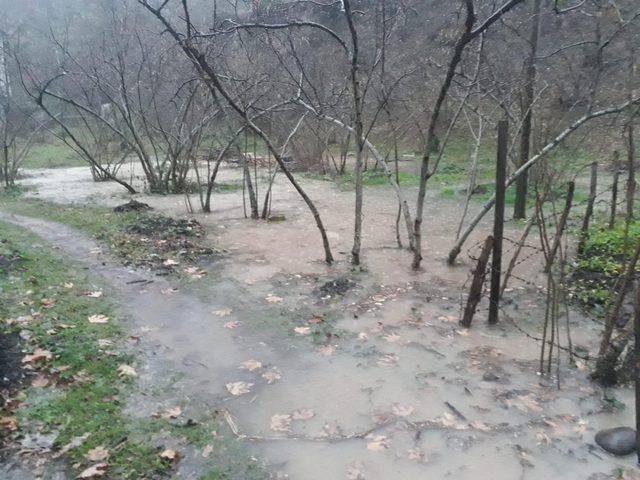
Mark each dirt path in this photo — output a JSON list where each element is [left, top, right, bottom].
[[0, 208, 636, 480]]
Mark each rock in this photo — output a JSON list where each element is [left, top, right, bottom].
[[114, 199, 152, 213], [595, 427, 637, 456]]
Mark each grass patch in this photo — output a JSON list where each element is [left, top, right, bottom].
[[311, 170, 420, 191], [0, 221, 169, 478], [21, 140, 86, 169]]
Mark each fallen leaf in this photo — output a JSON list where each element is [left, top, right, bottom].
[[294, 326, 311, 336], [407, 448, 426, 462], [31, 374, 50, 388], [391, 404, 415, 417], [224, 321, 240, 329], [262, 370, 281, 384], [366, 434, 389, 451], [22, 348, 53, 364], [506, 394, 543, 413], [97, 339, 113, 347], [85, 446, 109, 461], [213, 308, 232, 317], [383, 333, 401, 343], [265, 294, 283, 304], [84, 291, 103, 298], [357, 332, 368, 341], [117, 365, 137, 377], [0, 416, 18, 431], [161, 288, 179, 295], [226, 381, 253, 396], [239, 359, 263, 372], [376, 353, 398, 366], [470, 420, 491, 432], [63, 282, 74, 289], [270, 414, 292, 432], [323, 422, 343, 437], [153, 406, 182, 419], [346, 461, 366, 479], [292, 408, 315, 421], [163, 259, 180, 266], [308, 316, 324, 325], [76, 463, 108, 478], [160, 448, 180, 464], [88, 314, 109, 324], [318, 345, 335, 356], [40, 298, 56, 309], [202, 444, 214, 458]]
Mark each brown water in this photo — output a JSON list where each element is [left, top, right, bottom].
[[3, 164, 638, 479]]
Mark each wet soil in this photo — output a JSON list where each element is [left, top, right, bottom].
[[2, 164, 638, 479]]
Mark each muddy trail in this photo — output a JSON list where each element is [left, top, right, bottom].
[[3, 166, 639, 479]]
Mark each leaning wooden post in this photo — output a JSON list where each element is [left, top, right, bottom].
[[544, 181, 575, 273], [461, 235, 493, 328], [578, 162, 598, 255], [610, 151, 620, 229], [489, 120, 508, 325]]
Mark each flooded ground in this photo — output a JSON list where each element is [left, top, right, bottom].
[[5, 163, 639, 479]]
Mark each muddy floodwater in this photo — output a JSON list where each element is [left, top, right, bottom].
[[4, 164, 639, 479]]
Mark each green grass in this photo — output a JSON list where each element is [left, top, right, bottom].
[[21, 140, 86, 169], [0, 221, 169, 478]]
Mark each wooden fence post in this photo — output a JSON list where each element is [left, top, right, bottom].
[[461, 235, 493, 328], [610, 151, 620, 229], [578, 162, 598, 255], [489, 120, 508, 325]]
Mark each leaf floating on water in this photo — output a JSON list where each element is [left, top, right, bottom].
[[88, 314, 109, 324], [346, 461, 366, 479], [224, 321, 240, 329], [76, 463, 108, 479], [470, 420, 491, 432], [376, 354, 398, 366], [117, 365, 137, 377], [265, 294, 283, 304], [391, 404, 415, 417], [505, 394, 543, 413], [213, 308, 232, 317], [226, 381, 253, 396], [262, 370, 282, 384], [270, 414, 292, 432], [437, 412, 468, 430], [407, 448, 427, 462], [163, 259, 180, 266], [292, 408, 315, 421], [294, 326, 311, 336], [239, 359, 263, 372], [383, 333, 401, 343], [318, 345, 335, 356], [366, 434, 389, 451], [323, 421, 343, 437], [161, 288, 179, 296]]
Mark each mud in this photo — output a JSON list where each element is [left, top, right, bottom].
[[2, 164, 638, 479]]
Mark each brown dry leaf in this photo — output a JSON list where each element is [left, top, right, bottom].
[[407, 448, 427, 462], [63, 282, 74, 289], [270, 414, 292, 432], [117, 365, 137, 378], [366, 434, 389, 451], [376, 353, 398, 366], [201, 444, 214, 458], [239, 359, 263, 372], [317, 345, 335, 357], [31, 374, 50, 388], [97, 339, 113, 347], [85, 446, 110, 462], [22, 348, 53, 364], [0, 416, 18, 432], [226, 381, 253, 396], [346, 462, 366, 480], [40, 298, 56, 309], [76, 463, 108, 479], [293, 326, 311, 336], [470, 420, 491, 432], [391, 404, 415, 417], [265, 294, 283, 304], [437, 412, 468, 430], [213, 308, 232, 317], [160, 449, 181, 464], [224, 321, 240, 329], [291, 408, 315, 421], [153, 406, 182, 419], [383, 333, 401, 343], [88, 314, 109, 324], [438, 315, 458, 323], [308, 316, 324, 325], [536, 431, 551, 446], [357, 332, 368, 341], [262, 370, 281, 384], [163, 259, 180, 266], [506, 394, 543, 413], [84, 291, 103, 298]]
